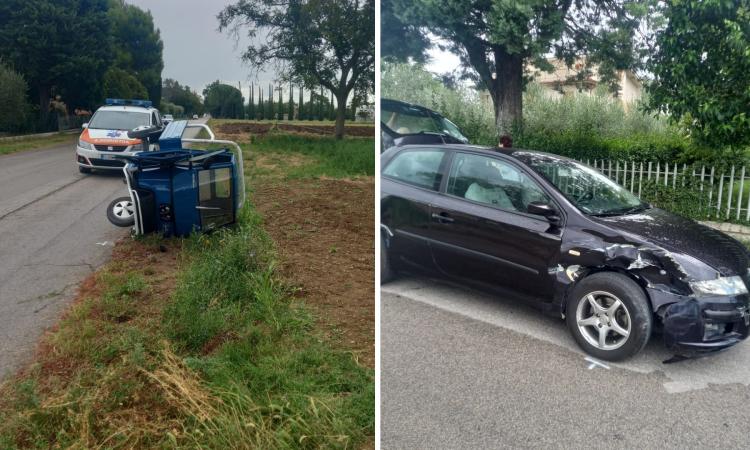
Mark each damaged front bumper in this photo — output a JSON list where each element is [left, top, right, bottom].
[[652, 288, 750, 356]]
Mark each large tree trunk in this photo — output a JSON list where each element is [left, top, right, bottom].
[[492, 47, 523, 138], [334, 91, 347, 140]]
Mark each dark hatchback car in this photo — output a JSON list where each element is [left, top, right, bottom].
[[381, 144, 750, 361], [381, 99, 469, 152]]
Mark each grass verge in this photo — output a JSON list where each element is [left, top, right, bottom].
[[0, 133, 77, 156], [0, 198, 373, 449], [250, 133, 375, 179]]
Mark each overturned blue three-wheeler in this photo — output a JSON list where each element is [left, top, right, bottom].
[[106, 120, 245, 237]]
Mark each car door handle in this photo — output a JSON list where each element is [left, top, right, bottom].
[[431, 212, 454, 223]]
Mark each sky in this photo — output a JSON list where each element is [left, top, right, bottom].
[[126, 0, 276, 100]]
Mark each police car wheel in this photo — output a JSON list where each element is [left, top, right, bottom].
[[107, 196, 135, 227]]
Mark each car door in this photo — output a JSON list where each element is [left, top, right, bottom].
[[381, 147, 448, 270], [429, 151, 562, 301]]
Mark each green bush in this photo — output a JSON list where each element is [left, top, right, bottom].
[[381, 62, 498, 145], [0, 62, 31, 133], [381, 62, 749, 167]]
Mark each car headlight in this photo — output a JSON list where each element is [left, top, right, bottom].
[[690, 276, 748, 297], [78, 138, 94, 150]]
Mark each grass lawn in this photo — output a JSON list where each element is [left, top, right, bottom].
[[0, 133, 77, 156], [0, 128, 375, 448]]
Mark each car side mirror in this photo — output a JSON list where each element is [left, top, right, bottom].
[[82, 122, 88, 129], [527, 201, 560, 223]]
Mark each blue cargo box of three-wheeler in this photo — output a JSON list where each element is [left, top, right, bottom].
[[107, 120, 246, 237]]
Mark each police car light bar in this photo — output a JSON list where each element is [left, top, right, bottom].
[[105, 98, 153, 108]]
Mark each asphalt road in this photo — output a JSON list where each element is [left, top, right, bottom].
[[0, 120, 207, 379], [382, 277, 750, 449]]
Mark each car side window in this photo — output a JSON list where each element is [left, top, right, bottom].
[[383, 149, 445, 191], [446, 153, 551, 214], [152, 111, 160, 127]]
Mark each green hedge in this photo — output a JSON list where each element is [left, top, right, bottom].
[[515, 131, 692, 164]]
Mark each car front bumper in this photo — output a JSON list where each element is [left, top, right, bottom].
[[652, 288, 750, 355], [76, 145, 136, 170]]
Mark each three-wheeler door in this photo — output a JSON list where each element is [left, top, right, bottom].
[[196, 165, 234, 230]]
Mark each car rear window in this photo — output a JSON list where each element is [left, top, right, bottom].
[[383, 149, 445, 190], [89, 110, 150, 130]]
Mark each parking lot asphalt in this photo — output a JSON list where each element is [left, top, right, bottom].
[[381, 277, 750, 449], [0, 120, 206, 379]]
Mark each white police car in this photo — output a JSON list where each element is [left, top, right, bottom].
[[76, 98, 163, 173]]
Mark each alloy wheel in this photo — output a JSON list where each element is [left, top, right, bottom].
[[575, 290, 631, 351], [113, 200, 134, 219]]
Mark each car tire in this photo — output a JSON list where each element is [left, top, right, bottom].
[[78, 166, 91, 174], [107, 196, 136, 227], [381, 237, 396, 284], [566, 272, 652, 361]]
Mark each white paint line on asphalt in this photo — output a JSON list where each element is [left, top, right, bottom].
[[96, 241, 110, 246], [383, 276, 750, 394], [585, 357, 610, 370]]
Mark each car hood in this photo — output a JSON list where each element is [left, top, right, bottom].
[[593, 207, 750, 277], [81, 128, 141, 145]]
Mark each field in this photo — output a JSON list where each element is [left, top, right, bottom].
[[0, 121, 375, 448]]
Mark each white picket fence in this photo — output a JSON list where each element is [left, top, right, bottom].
[[581, 159, 750, 222]]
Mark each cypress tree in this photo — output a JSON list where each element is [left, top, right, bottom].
[[259, 85, 264, 120], [277, 86, 283, 120], [298, 86, 304, 120], [288, 81, 294, 121]]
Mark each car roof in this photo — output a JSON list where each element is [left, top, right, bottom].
[[380, 98, 444, 117], [396, 143, 577, 163], [95, 105, 157, 113]]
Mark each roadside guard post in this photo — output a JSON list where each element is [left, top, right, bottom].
[[111, 120, 245, 237]]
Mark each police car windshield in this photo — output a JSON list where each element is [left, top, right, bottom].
[[89, 110, 150, 130]]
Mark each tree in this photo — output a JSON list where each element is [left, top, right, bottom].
[[162, 78, 203, 117], [386, 0, 646, 135], [219, 0, 374, 139], [647, 0, 750, 149], [0, 0, 111, 126], [103, 67, 148, 100], [381, 0, 431, 64], [248, 83, 256, 119], [203, 81, 245, 119], [298, 86, 304, 120], [288, 82, 294, 120], [108, 0, 164, 106], [0, 62, 31, 133], [277, 86, 283, 120]]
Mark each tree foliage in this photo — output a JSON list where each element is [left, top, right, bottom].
[[0, 0, 111, 124], [0, 61, 30, 133], [646, 0, 750, 148], [385, 0, 646, 135], [163, 78, 203, 117], [218, 0, 374, 138], [203, 81, 245, 119], [102, 67, 148, 100], [108, 0, 164, 106]]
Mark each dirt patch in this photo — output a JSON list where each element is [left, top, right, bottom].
[[276, 123, 374, 137], [217, 122, 274, 136], [253, 177, 375, 367]]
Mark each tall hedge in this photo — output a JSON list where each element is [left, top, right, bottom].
[[0, 62, 30, 133]]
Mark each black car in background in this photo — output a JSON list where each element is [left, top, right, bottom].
[[380, 144, 750, 361], [380, 99, 469, 152]]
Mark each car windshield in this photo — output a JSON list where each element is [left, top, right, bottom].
[[89, 110, 150, 130], [382, 103, 468, 142], [519, 153, 646, 216]]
